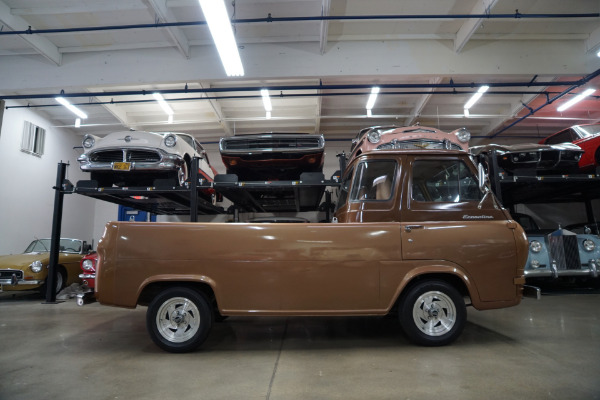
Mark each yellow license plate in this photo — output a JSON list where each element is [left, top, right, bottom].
[[112, 162, 131, 171]]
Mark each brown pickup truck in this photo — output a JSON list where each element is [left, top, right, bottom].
[[95, 149, 529, 352]]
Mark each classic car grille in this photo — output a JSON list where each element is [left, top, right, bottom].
[[377, 139, 462, 151], [0, 269, 24, 280], [126, 150, 161, 162], [90, 150, 161, 163], [222, 137, 323, 151], [548, 234, 581, 270]]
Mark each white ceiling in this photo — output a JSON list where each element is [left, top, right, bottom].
[[1, 0, 599, 147]]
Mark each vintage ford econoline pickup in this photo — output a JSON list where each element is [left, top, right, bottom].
[[95, 149, 528, 352]]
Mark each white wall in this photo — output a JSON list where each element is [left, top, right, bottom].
[[0, 102, 98, 254]]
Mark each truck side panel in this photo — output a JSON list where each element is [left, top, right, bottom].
[[97, 221, 404, 313]]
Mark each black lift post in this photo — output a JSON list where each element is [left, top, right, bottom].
[[45, 162, 69, 303]]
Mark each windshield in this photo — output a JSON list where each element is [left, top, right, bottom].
[[24, 239, 82, 254], [574, 124, 600, 138]]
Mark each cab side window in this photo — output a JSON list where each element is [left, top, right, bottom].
[[412, 160, 481, 202], [350, 160, 396, 201]]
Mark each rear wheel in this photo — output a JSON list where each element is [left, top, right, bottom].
[[399, 280, 466, 346], [146, 287, 212, 353]]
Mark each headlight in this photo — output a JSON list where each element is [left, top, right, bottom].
[[30, 260, 43, 273], [367, 130, 381, 144], [82, 135, 95, 149], [455, 127, 471, 143], [82, 259, 96, 271], [583, 239, 595, 252], [164, 134, 177, 147], [530, 240, 542, 253]]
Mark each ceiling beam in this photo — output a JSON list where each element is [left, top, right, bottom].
[[199, 82, 233, 137], [11, 1, 146, 15], [454, 0, 499, 53], [483, 79, 556, 137], [404, 77, 442, 126], [144, 0, 191, 59], [586, 25, 600, 54], [0, 0, 61, 65]]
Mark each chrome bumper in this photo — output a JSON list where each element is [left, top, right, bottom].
[[525, 259, 599, 279], [0, 278, 44, 291], [78, 153, 183, 172]]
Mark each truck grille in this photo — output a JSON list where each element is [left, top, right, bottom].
[[0, 269, 24, 280], [548, 234, 581, 270], [90, 150, 161, 163]]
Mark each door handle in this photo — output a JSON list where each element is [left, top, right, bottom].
[[405, 225, 424, 232]]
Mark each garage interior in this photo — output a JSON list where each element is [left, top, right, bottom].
[[1, 1, 599, 399]]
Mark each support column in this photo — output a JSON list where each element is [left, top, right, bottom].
[[45, 162, 68, 303]]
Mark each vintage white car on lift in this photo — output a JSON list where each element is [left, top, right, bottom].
[[77, 130, 218, 188]]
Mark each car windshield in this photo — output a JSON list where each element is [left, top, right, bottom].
[[177, 134, 195, 149], [574, 124, 600, 138], [24, 239, 82, 254]]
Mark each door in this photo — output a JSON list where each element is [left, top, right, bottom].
[[401, 156, 520, 302]]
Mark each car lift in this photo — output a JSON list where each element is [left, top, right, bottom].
[[46, 157, 341, 303]]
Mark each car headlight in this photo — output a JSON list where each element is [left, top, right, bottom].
[[164, 134, 177, 147], [583, 239, 595, 252], [30, 260, 43, 273], [455, 127, 471, 143], [367, 130, 381, 144], [82, 259, 96, 271], [82, 135, 95, 149], [530, 240, 542, 253]]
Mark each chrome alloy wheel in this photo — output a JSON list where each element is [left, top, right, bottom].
[[156, 296, 201, 343], [412, 290, 457, 337]]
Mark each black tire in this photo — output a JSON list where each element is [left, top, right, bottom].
[[40, 267, 65, 296], [399, 280, 466, 346], [146, 287, 213, 353]]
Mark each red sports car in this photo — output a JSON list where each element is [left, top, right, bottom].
[[539, 124, 600, 172]]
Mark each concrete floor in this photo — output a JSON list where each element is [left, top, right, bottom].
[[0, 286, 599, 400]]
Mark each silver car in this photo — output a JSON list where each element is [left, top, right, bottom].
[[77, 130, 217, 187]]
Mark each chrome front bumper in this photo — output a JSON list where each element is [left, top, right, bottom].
[[78, 152, 183, 172], [525, 259, 599, 279]]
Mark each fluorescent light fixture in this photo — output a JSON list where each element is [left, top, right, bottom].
[[55, 97, 88, 119], [168, 114, 174, 124], [153, 92, 174, 116], [366, 87, 380, 110], [266, 111, 271, 119], [464, 85, 489, 110], [75, 118, 81, 128], [198, 0, 244, 77], [597, 49, 600, 57], [557, 88, 596, 112], [367, 109, 372, 117], [261, 89, 272, 112], [463, 108, 470, 118]]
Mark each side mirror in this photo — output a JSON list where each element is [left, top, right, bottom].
[[477, 162, 487, 191]]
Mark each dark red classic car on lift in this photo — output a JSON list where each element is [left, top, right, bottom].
[[539, 124, 600, 172]]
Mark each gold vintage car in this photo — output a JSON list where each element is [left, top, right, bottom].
[[0, 238, 92, 294]]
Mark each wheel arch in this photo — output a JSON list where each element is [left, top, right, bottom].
[[137, 280, 216, 308], [391, 271, 473, 312]]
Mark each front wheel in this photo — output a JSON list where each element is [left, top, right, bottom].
[[399, 280, 466, 346], [146, 287, 213, 353]]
